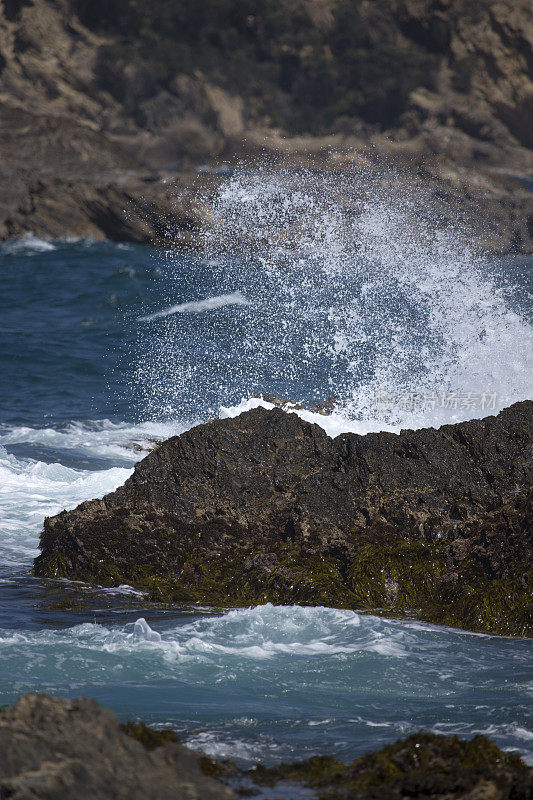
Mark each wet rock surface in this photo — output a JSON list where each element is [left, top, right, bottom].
[[35, 401, 533, 635], [0, 693, 236, 800]]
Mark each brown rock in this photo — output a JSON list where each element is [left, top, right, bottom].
[[0, 0, 532, 250], [0, 693, 236, 800]]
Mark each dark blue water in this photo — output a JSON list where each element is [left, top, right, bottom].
[[0, 171, 532, 769], [0, 237, 156, 427]]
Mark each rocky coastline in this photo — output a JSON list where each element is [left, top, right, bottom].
[[1, 693, 531, 800], [1, 0, 532, 253], [35, 401, 533, 636]]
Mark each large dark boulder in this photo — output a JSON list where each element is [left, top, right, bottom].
[[0, 694, 236, 800], [35, 401, 533, 635]]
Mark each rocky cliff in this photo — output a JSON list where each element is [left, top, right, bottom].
[[35, 401, 533, 636], [1, 0, 532, 251]]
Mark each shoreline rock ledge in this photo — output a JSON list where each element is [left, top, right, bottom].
[[35, 402, 533, 636]]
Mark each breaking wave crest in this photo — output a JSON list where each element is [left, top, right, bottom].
[[136, 163, 532, 430]]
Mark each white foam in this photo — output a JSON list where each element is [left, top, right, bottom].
[[0, 445, 132, 565], [1, 233, 56, 254], [0, 605, 413, 678], [513, 726, 533, 741], [184, 731, 276, 762], [0, 415, 199, 567], [138, 292, 248, 322], [60, 604, 409, 663], [219, 396, 401, 437], [133, 618, 162, 642], [0, 418, 186, 462]]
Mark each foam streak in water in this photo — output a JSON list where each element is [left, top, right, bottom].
[[138, 292, 248, 322]]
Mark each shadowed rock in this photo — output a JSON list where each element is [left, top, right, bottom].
[[0, 693, 236, 800], [0, 1, 532, 251], [35, 401, 533, 635]]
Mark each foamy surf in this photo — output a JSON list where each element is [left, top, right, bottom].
[[138, 291, 248, 322], [0, 418, 187, 462], [0, 417, 195, 567], [0, 603, 531, 765], [1, 233, 56, 255], [0, 445, 132, 565]]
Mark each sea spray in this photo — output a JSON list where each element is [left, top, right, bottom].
[[135, 161, 532, 429]]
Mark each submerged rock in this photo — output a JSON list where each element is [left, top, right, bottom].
[[34, 401, 533, 635], [0, 693, 236, 799]]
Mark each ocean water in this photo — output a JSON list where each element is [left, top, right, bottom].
[[0, 168, 532, 769]]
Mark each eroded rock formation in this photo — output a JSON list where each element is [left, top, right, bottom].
[[35, 401, 533, 635], [0, 0, 532, 251]]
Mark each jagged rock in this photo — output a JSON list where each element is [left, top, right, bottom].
[[0, 693, 236, 800], [35, 401, 533, 635], [0, 0, 532, 251]]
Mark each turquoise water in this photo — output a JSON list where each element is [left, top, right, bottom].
[[0, 169, 532, 767]]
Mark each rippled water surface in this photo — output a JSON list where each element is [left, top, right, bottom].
[[0, 167, 532, 767]]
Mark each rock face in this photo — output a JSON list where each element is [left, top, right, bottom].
[[0, 693, 236, 800], [35, 402, 533, 635], [0, 0, 532, 251]]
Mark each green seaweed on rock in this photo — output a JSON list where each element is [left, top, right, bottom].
[[246, 733, 531, 799], [121, 721, 179, 750], [34, 534, 533, 637]]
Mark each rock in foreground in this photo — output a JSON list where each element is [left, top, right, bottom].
[[1, 695, 530, 800], [243, 732, 532, 799], [35, 402, 533, 635], [0, 694, 235, 800]]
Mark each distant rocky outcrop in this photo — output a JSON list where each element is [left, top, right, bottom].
[[1, 694, 531, 800], [35, 401, 533, 635], [0, 0, 532, 251], [0, 693, 236, 800]]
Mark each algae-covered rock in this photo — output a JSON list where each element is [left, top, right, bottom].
[[0, 693, 236, 799], [247, 732, 532, 799], [34, 401, 533, 635]]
